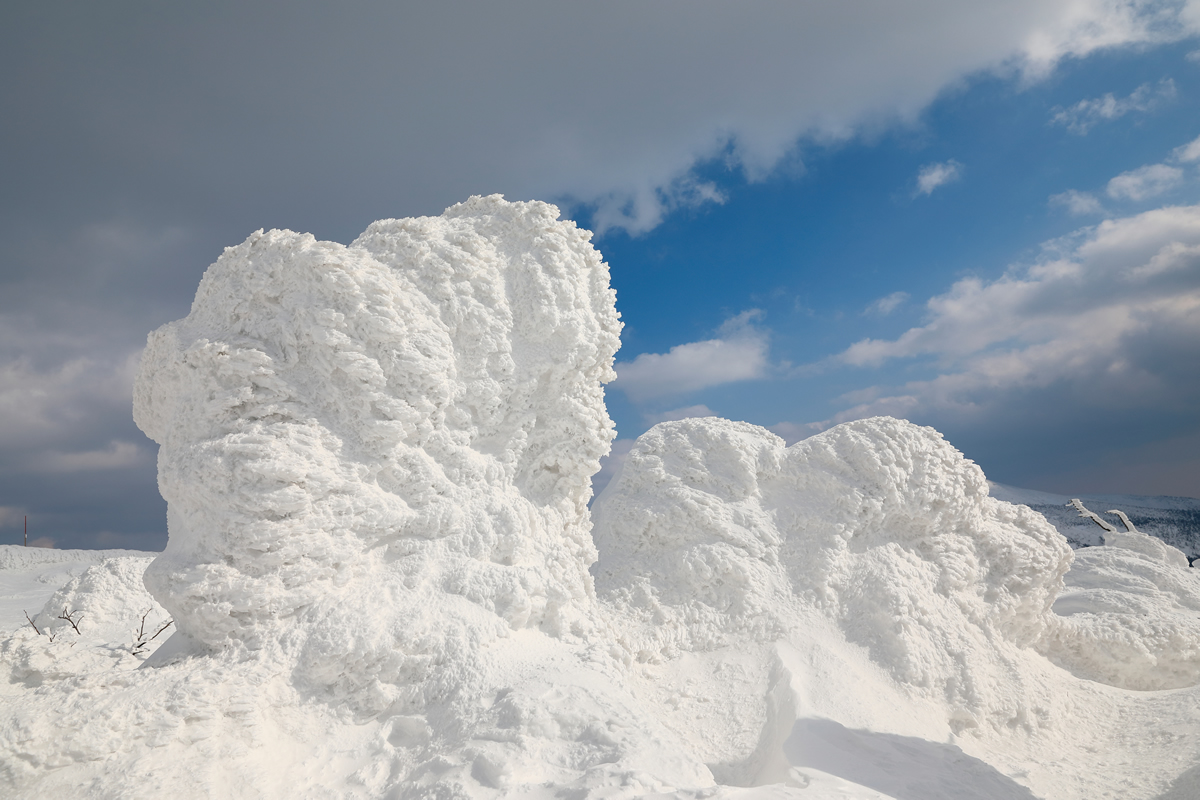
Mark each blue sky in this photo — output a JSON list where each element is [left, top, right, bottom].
[[2, 2, 1199, 549], [595, 41, 1200, 497]]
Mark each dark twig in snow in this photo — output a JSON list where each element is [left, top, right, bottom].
[[132, 609, 174, 655], [56, 608, 83, 635]]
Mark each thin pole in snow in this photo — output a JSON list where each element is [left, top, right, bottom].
[[25, 516, 27, 547]]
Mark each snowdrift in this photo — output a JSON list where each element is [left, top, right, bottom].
[[2, 196, 1199, 800]]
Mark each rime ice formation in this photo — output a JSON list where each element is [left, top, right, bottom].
[[592, 417, 1073, 698], [3, 196, 1200, 800], [133, 196, 620, 654], [1038, 517, 1200, 690]]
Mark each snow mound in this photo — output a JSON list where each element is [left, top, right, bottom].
[[0, 544, 161, 647], [593, 417, 1073, 726], [1038, 530, 1200, 690], [1, 556, 166, 689], [0, 196, 721, 797]]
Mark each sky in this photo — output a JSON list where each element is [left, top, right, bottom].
[[2, 1, 1199, 550]]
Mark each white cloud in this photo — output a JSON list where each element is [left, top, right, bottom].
[[1172, 134, 1200, 163], [829, 204, 1200, 425], [914, 161, 963, 196], [1049, 133, 1199, 218], [865, 291, 910, 316], [1106, 163, 1183, 201], [1050, 189, 1106, 215], [1050, 78, 1176, 134], [613, 311, 768, 402]]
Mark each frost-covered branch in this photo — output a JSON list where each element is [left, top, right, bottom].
[[1106, 509, 1139, 533], [1069, 499, 1116, 532]]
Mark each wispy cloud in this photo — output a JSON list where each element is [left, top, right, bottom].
[[612, 310, 768, 402], [1106, 163, 1183, 201], [914, 160, 962, 196], [591, 175, 727, 235], [864, 291, 910, 316], [1049, 189, 1105, 216], [1050, 78, 1175, 134], [1050, 133, 1199, 216], [1173, 135, 1200, 163]]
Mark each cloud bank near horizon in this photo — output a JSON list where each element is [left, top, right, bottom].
[[813, 203, 1200, 491]]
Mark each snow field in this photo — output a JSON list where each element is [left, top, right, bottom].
[[2, 196, 1199, 799]]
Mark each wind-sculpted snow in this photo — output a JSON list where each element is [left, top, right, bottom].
[[3, 196, 1200, 799], [593, 417, 1075, 730], [1038, 527, 1200, 690]]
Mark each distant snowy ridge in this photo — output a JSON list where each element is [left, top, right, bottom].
[[2, 197, 1199, 799], [0, 544, 153, 573], [990, 481, 1200, 561]]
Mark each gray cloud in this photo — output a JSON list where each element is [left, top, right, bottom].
[[4, 2, 1194, 237], [809, 204, 1200, 493], [1050, 78, 1177, 134]]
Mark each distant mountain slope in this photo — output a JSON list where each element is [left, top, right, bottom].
[[990, 482, 1200, 563]]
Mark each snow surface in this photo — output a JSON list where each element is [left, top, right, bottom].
[[0, 546, 157, 636], [2, 196, 1200, 799]]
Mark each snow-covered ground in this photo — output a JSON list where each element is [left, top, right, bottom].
[[1, 197, 1198, 799], [0, 546, 158, 635]]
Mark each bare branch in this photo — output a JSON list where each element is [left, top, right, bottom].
[[24, 610, 42, 637], [132, 610, 173, 655], [149, 619, 174, 643], [56, 608, 83, 635]]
